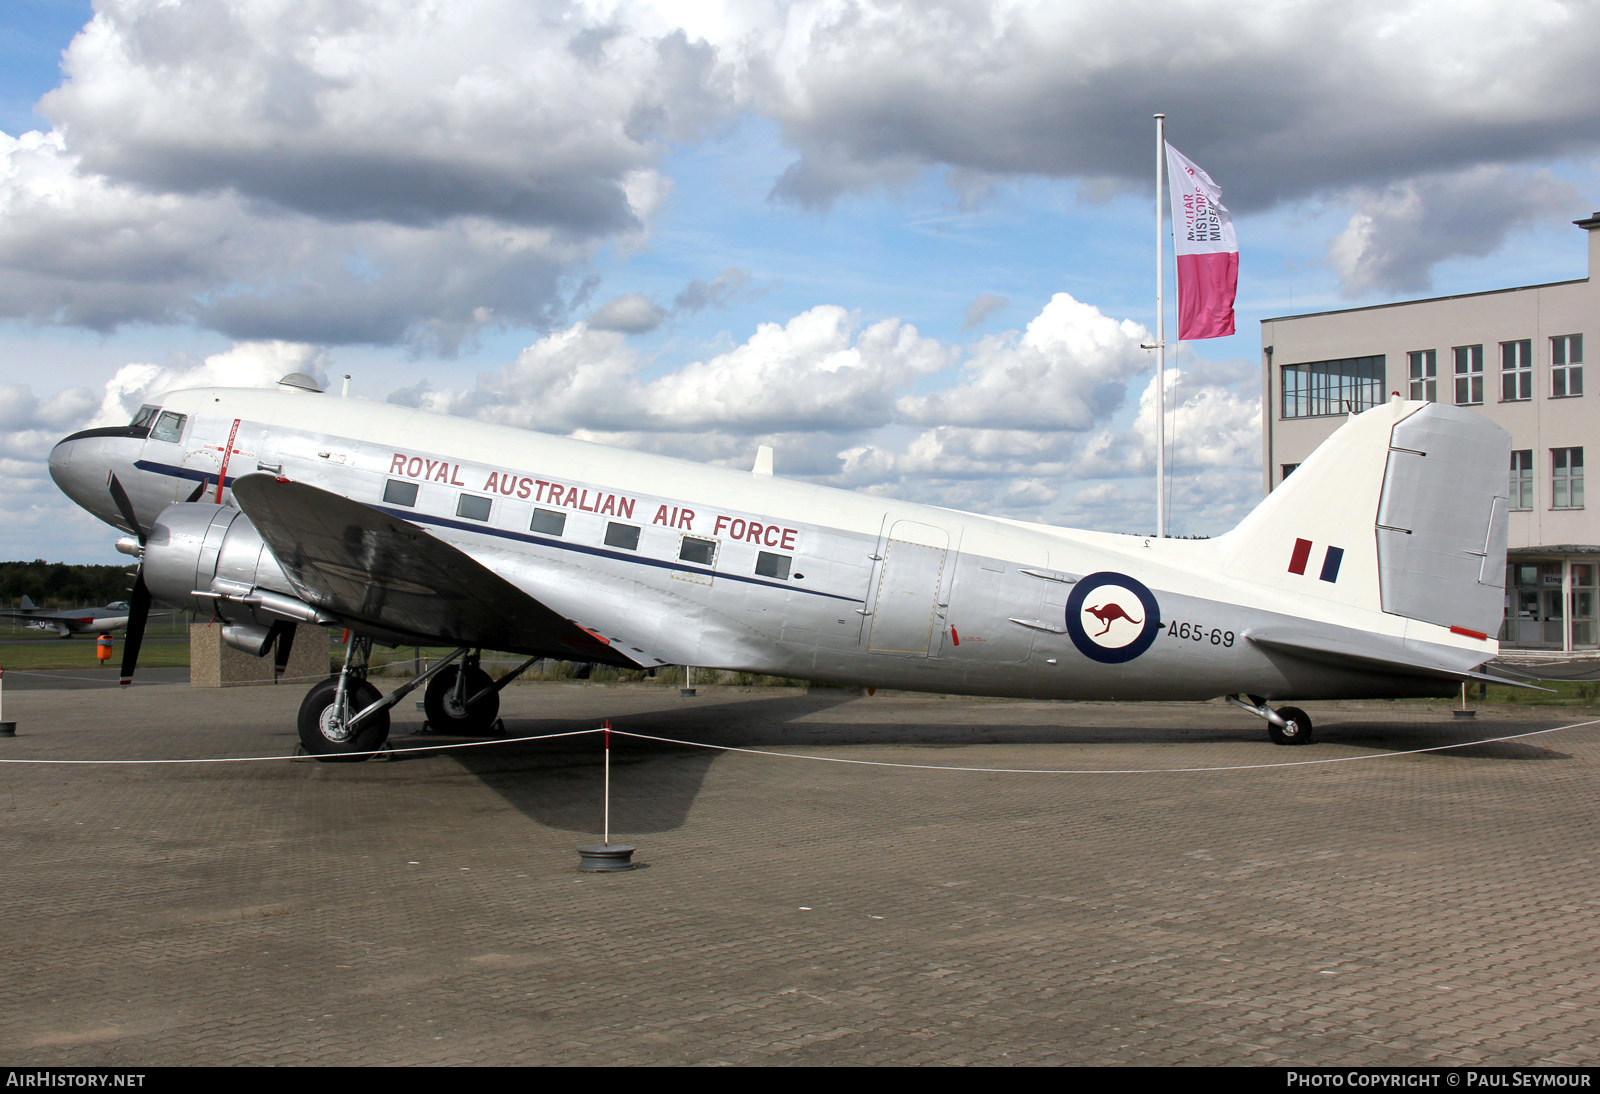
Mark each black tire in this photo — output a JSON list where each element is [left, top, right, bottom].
[[1268, 705, 1313, 746], [423, 665, 500, 735], [298, 677, 390, 761]]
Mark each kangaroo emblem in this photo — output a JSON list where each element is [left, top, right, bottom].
[[1085, 602, 1141, 637]]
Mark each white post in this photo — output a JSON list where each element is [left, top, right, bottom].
[[603, 723, 611, 846], [1154, 113, 1168, 539]]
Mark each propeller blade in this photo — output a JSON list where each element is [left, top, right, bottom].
[[184, 479, 208, 503], [106, 471, 145, 543], [119, 574, 152, 686], [271, 621, 297, 678]]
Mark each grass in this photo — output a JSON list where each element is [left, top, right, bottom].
[[0, 625, 192, 671]]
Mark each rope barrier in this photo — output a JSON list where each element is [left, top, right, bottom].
[[0, 717, 1594, 772]]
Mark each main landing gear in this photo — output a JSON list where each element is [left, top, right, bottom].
[[296, 640, 541, 762], [1225, 694, 1314, 746]]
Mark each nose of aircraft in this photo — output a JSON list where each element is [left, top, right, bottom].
[[48, 427, 146, 533]]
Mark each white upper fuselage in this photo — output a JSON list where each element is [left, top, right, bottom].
[[49, 384, 1495, 702]]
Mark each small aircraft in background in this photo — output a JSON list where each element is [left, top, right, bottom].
[[0, 595, 134, 638], [46, 374, 1518, 760]]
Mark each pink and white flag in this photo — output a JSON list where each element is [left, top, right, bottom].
[[1165, 143, 1237, 340]]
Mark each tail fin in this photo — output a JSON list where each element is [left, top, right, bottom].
[[1218, 398, 1510, 636], [20, 595, 36, 611]]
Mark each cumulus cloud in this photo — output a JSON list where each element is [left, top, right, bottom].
[[388, 291, 1261, 532], [5, 0, 1599, 351], [1326, 166, 1583, 295], [756, 0, 1600, 211], [898, 293, 1150, 430], [589, 293, 668, 334], [0, 0, 743, 349]]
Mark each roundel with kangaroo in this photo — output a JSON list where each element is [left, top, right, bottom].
[[1064, 571, 1162, 664]]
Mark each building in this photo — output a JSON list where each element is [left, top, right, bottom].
[[1261, 213, 1600, 652]]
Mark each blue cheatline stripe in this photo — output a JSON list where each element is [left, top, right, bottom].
[[135, 459, 228, 487], [1319, 545, 1344, 583], [128, 459, 863, 606]]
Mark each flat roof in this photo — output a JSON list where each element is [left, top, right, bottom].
[[1262, 277, 1587, 324]]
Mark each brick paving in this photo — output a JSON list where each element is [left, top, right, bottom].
[[0, 680, 1596, 1065]]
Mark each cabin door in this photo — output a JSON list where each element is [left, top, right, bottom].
[[864, 518, 954, 656]]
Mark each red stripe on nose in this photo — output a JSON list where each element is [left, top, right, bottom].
[[1288, 538, 1313, 575]]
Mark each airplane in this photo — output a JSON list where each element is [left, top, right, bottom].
[[0, 595, 133, 638], [45, 372, 1517, 761]]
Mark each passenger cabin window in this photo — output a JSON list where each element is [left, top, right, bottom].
[[457, 494, 492, 522], [151, 411, 187, 442], [756, 551, 791, 580], [605, 522, 640, 550], [383, 479, 419, 507], [531, 508, 566, 536], [678, 536, 717, 566]]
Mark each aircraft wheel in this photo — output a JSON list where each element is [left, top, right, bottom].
[[298, 677, 390, 762], [1268, 705, 1313, 746], [423, 665, 500, 735]]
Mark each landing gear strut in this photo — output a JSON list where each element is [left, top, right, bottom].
[[296, 642, 545, 762], [298, 634, 391, 761], [423, 651, 501, 736], [1226, 694, 1315, 746]]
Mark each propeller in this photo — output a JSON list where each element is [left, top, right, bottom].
[[106, 472, 151, 686]]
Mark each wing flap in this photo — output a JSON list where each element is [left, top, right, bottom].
[[229, 473, 651, 666]]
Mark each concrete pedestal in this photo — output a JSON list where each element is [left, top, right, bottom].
[[189, 623, 332, 687]]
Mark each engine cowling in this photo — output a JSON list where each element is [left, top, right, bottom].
[[142, 503, 333, 650]]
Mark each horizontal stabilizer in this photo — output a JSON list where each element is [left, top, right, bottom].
[[1247, 630, 1548, 691], [230, 473, 655, 667]]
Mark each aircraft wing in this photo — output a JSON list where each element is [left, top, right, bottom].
[[228, 473, 657, 668]]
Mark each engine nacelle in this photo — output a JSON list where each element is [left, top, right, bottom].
[[143, 503, 333, 644]]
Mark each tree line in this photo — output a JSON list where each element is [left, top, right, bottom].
[[0, 560, 137, 608]]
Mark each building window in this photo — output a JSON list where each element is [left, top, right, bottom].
[[1501, 340, 1532, 401], [1407, 350, 1437, 401], [530, 508, 566, 536], [1454, 345, 1484, 405], [1509, 451, 1533, 510], [1280, 356, 1385, 419], [456, 494, 492, 522], [1553, 448, 1584, 509], [383, 479, 419, 507], [605, 522, 640, 550], [678, 536, 717, 566], [1280, 463, 1299, 483], [755, 551, 791, 580], [1551, 334, 1583, 397]]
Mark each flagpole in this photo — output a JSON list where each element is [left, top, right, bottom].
[[1154, 113, 1167, 539]]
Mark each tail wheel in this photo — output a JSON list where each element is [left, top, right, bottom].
[[298, 677, 390, 762], [423, 665, 500, 735], [1268, 706, 1313, 746]]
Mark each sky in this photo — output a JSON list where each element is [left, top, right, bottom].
[[2, 0, 1598, 564]]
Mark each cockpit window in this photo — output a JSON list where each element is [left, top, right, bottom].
[[151, 411, 187, 443], [130, 405, 160, 430]]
